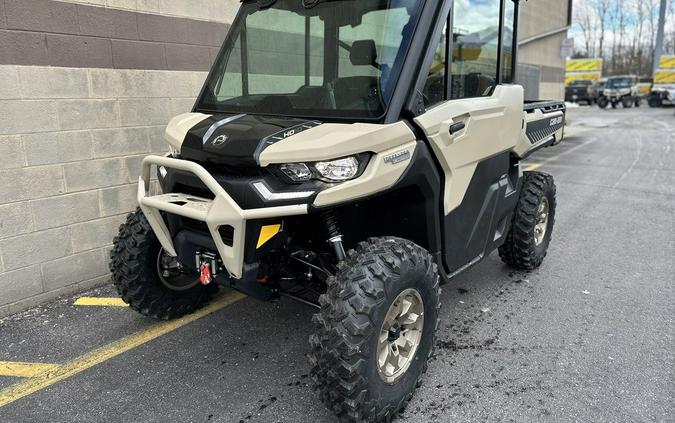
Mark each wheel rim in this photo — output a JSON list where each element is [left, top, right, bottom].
[[156, 249, 200, 291], [377, 288, 425, 384], [534, 197, 549, 246]]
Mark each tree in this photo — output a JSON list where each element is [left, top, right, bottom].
[[591, 0, 611, 63]]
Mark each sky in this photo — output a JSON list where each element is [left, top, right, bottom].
[[568, 0, 675, 54]]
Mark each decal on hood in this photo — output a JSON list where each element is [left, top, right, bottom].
[[179, 114, 322, 167], [253, 121, 322, 165]]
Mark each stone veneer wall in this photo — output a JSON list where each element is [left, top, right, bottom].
[[0, 0, 236, 316]]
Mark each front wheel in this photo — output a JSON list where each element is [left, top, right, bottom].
[[648, 97, 662, 108], [309, 237, 440, 423], [110, 209, 218, 319], [622, 97, 633, 108], [597, 96, 609, 109], [499, 171, 556, 271]]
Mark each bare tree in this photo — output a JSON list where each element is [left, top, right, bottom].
[[571, 0, 674, 76], [591, 0, 611, 64], [575, 1, 596, 56]]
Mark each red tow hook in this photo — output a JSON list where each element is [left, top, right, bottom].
[[199, 263, 213, 285]]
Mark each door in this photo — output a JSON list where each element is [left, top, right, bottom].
[[413, 0, 524, 273]]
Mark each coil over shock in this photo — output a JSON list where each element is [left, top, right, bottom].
[[322, 211, 346, 261]]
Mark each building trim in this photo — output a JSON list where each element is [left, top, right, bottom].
[[518, 26, 570, 46]]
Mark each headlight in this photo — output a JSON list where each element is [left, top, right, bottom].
[[314, 157, 360, 181], [279, 163, 312, 182], [277, 155, 366, 184]]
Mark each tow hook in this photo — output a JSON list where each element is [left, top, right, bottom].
[[199, 262, 212, 285], [196, 251, 218, 285]]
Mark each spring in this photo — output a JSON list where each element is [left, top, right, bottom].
[[322, 210, 341, 239], [321, 211, 346, 261]]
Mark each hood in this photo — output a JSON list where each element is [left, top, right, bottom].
[[653, 84, 675, 93], [165, 113, 322, 167]]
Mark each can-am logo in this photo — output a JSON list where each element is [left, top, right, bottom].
[[211, 134, 229, 147], [549, 116, 563, 127]]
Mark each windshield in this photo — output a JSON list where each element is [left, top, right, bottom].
[[607, 78, 632, 89], [196, 0, 422, 120]]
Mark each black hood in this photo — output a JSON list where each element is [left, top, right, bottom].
[[180, 114, 322, 167]]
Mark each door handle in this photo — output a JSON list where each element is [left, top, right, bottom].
[[449, 121, 466, 135]]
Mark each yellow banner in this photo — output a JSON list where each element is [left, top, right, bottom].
[[658, 55, 675, 69], [566, 58, 603, 72], [565, 72, 602, 86], [654, 70, 675, 84], [637, 83, 652, 96]]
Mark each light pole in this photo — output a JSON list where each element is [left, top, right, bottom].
[[653, 0, 668, 75]]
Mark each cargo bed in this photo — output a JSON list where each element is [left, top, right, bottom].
[[514, 100, 566, 158]]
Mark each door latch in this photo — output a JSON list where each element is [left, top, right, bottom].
[[449, 121, 466, 135]]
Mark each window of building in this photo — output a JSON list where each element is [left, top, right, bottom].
[[450, 0, 501, 99]]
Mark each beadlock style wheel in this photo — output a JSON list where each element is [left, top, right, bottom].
[[534, 197, 549, 246], [377, 288, 425, 384], [309, 237, 441, 422], [499, 171, 557, 271]]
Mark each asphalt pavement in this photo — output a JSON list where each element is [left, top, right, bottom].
[[0, 105, 673, 423]]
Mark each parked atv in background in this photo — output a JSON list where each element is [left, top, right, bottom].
[[109, 0, 565, 421], [588, 78, 607, 105], [648, 84, 675, 107], [565, 79, 593, 104], [597, 75, 641, 109]]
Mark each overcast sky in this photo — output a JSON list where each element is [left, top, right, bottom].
[[569, 0, 675, 52]]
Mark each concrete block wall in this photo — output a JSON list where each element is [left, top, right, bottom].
[[518, 0, 571, 100], [0, 0, 236, 317]]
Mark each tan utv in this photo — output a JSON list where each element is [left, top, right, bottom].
[[110, 0, 565, 421]]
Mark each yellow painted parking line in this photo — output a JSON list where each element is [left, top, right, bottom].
[[0, 362, 61, 378], [74, 297, 127, 307], [0, 291, 246, 408], [74, 297, 128, 307], [524, 163, 543, 171]]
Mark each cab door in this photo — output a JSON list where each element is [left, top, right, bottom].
[[412, 0, 524, 273]]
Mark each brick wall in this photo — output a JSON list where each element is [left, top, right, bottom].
[[0, 0, 235, 317]]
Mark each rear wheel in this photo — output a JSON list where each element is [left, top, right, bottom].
[[597, 96, 608, 109], [110, 209, 217, 319], [309, 237, 440, 422], [499, 171, 556, 271]]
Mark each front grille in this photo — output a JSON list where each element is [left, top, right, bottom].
[[183, 217, 210, 234], [174, 183, 215, 200], [181, 218, 234, 247], [201, 162, 264, 177]]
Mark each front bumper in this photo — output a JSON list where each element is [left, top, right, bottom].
[[138, 155, 308, 279]]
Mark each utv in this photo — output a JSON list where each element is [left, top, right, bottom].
[[648, 84, 675, 107], [110, 0, 565, 421], [597, 75, 641, 109], [565, 79, 593, 104]]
